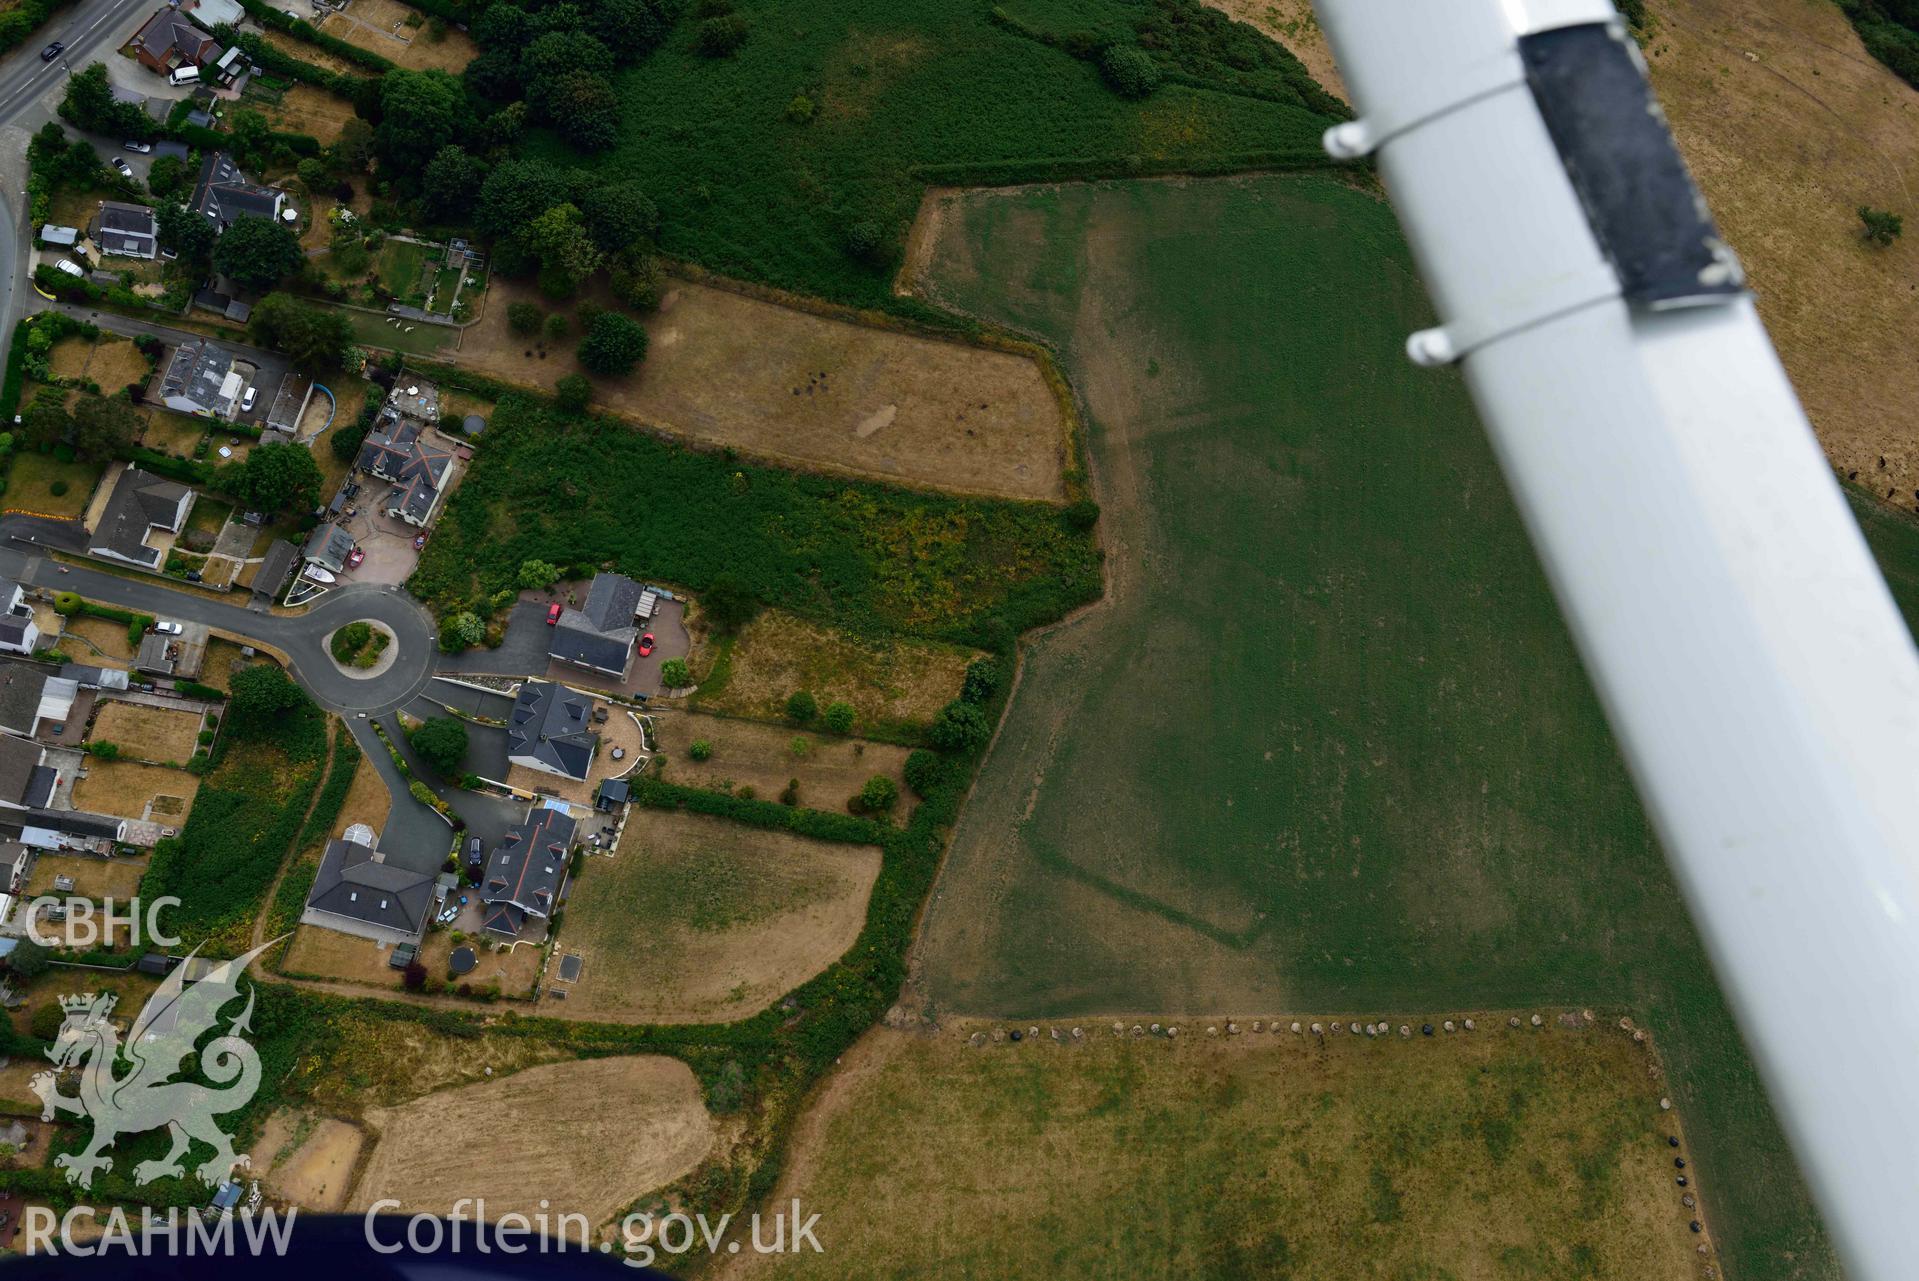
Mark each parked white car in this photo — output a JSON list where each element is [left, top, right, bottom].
[[154, 621, 183, 636]]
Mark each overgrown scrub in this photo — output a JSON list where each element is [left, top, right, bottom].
[[534, 0, 1337, 311], [408, 395, 1101, 649], [141, 692, 330, 953], [1841, 0, 1919, 88]]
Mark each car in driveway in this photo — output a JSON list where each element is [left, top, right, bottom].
[[239, 386, 257, 414], [154, 620, 183, 636], [639, 632, 655, 657], [40, 42, 62, 61], [112, 157, 133, 179], [346, 547, 365, 570], [124, 141, 152, 154], [546, 602, 563, 625]]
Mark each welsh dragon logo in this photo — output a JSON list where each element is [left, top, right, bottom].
[[29, 941, 275, 1189]]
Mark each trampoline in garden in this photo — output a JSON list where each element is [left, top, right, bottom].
[[557, 954, 583, 982], [449, 947, 478, 976]]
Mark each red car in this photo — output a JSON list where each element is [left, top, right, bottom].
[[638, 633, 655, 657], [546, 602, 564, 626], [346, 548, 365, 570]]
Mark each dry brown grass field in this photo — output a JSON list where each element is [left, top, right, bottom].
[[1224, 0, 1919, 514], [726, 1017, 1705, 1280], [319, 0, 478, 74], [247, 1110, 366, 1213], [694, 608, 980, 734], [452, 277, 1067, 500], [327, 751, 393, 840], [651, 710, 911, 814], [260, 84, 359, 148], [281, 925, 542, 996], [70, 760, 197, 823], [554, 809, 880, 1023], [21, 852, 147, 900], [90, 701, 204, 763], [60, 614, 136, 665], [351, 1057, 713, 1225]]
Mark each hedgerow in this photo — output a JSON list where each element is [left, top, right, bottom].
[[408, 394, 1101, 650]]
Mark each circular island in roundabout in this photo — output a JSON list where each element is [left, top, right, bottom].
[[325, 619, 400, 679]]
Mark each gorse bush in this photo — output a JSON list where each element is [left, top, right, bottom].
[[1099, 44, 1161, 98], [786, 690, 818, 723]]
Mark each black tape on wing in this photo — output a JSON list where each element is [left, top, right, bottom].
[[1519, 22, 1742, 308]]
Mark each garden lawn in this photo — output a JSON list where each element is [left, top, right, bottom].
[[540, 0, 1341, 311], [339, 306, 455, 355], [5, 451, 102, 518], [912, 174, 1846, 1281], [375, 239, 433, 299]]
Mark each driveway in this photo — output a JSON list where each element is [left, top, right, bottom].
[[403, 691, 510, 783], [335, 501, 421, 586], [346, 716, 448, 874], [438, 599, 553, 675]]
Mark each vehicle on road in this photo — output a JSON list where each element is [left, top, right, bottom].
[[154, 621, 183, 636], [124, 141, 152, 154], [112, 157, 133, 179], [40, 42, 61, 61], [639, 633, 655, 657], [413, 533, 427, 550], [546, 602, 563, 625], [346, 547, 365, 569]]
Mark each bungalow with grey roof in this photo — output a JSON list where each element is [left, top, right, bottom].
[[301, 836, 437, 944], [88, 467, 193, 569], [158, 339, 242, 420]]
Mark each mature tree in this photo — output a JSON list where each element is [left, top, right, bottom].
[[554, 372, 592, 414], [577, 310, 648, 375], [591, 0, 671, 58], [421, 145, 483, 221], [146, 153, 190, 201], [507, 300, 543, 335], [409, 716, 469, 775], [696, 13, 748, 56], [609, 250, 665, 310], [551, 72, 621, 151], [231, 664, 308, 717], [581, 183, 659, 254], [472, 1, 537, 52], [228, 109, 272, 171], [961, 657, 1002, 704], [522, 31, 614, 114], [930, 701, 991, 753], [376, 69, 464, 167], [903, 748, 944, 797], [440, 610, 485, 651], [785, 690, 817, 723], [29, 122, 103, 188], [249, 293, 356, 369], [476, 100, 527, 149], [822, 701, 855, 734], [475, 157, 573, 238], [5, 939, 49, 980], [856, 774, 898, 813], [330, 117, 377, 173], [215, 441, 324, 513], [19, 393, 70, 451], [59, 63, 155, 139], [526, 203, 602, 290], [156, 202, 216, 267], [701, 572, 757, 632], [71, 395, 141, 461], [213, 215, 304, 290]]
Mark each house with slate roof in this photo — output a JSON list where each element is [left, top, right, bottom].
[[301, 836, 436, 944], [130, 8, 221, 75], [479, 806, 575, 939], [0, 579, 39, 657], [355, 411, 453, 528], [158, 339, 241, 419], [90, 203, 159, 260], [191, 153, 286, 232], [549, 572, 645, 677], [88, 467, 193, 569], [506, 681, 598, 781]]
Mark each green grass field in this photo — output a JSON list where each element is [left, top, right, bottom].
[[375, 238, 433, 298], [912, 175, 1844, 1281], [756, 1022, 1701, 1280], [542, 0, 1339, 310], [337, 306, 457, 355]]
